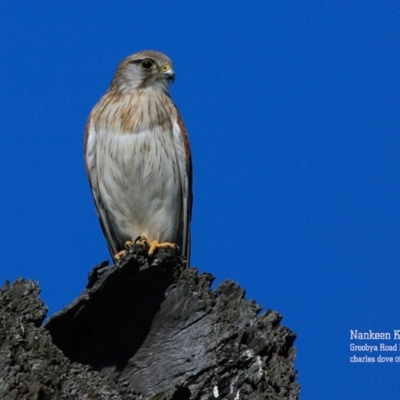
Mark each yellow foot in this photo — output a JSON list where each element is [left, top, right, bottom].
[[113, 240, 135, 260], [148, 240, 176, 255]]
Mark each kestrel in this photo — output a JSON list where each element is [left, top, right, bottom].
[[84, 50, 192, 264]]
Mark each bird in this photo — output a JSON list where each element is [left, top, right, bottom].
[[84, 50, 192, 265]]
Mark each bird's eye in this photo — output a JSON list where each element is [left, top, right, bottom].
[[140, 60, 154, 70]]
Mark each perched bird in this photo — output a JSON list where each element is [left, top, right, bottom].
[[84, 50, 192, 264]]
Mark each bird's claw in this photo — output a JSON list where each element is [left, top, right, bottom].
[[133, 235, 150, 251], [113, 240, 135, 260], [148, 240, 176, 255], [124, 240, 135, 249]]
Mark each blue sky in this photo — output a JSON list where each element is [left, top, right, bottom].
[[1, 1, 399, 398]]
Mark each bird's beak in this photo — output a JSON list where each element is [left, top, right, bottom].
[[161, 65, 175, 83]]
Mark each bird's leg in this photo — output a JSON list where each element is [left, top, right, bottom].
[[148, 240, 176, 255], [113, 240, 136, 260]]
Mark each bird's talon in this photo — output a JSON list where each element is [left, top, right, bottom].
[[132, 236, 149, 253], [114, 249, 127, 260], [148, 240, 176, 255], [124, 240, 134, 249], [134, 235, 149, 245]]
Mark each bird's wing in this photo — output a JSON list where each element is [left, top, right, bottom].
[[172, 111, 193, 265], [84, 116, 120, 257]]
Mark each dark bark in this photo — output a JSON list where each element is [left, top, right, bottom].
[[0, 244, 300, 399], [0, 279, 138, 399]]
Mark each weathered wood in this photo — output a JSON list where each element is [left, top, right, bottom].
[[0, 244, 300, 399], [0, 278, 138, 399]]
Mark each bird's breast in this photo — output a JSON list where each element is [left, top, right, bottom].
[[93, 90, 175, 135]]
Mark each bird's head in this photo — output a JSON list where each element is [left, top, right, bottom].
[[110, 50, 175, 94]]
